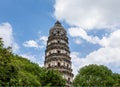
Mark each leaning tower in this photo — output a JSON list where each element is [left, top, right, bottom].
[[44, 21, 74, 86]]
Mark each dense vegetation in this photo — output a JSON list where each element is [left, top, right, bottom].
[[0, 38, 66, 86], [1, 37, 120, 86], [73, 64, 120, 86]]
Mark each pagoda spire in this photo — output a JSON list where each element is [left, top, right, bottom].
[[55, 20, 61, 25]]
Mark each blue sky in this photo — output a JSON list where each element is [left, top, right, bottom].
[[0, 0, 56, 65], [0, 0, 120, 76]]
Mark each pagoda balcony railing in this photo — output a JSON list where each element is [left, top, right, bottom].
[[47, 65, 72, 72], [61, 70, 74, 77], [48, 36, 68, 43], [45, 58, 71, 64], [46, 47, 70, 54], [47, 43, 69, 50], [45, 53, 71, 60]]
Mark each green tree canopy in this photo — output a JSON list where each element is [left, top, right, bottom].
[[73, 64, 120, 87], [0, 38, 66, 86]]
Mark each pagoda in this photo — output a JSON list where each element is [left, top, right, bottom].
[[44, 21, 74, 86]]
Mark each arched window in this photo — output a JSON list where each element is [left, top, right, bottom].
[[58, 31, 59, 34], [58, 50, 60, 53], [67, 64, 69, 68], [58, 62, 60, 66], [68, 78, 70, 83], [48, 64, 50, 67]]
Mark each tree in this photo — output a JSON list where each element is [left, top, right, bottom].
[[0, 38, 3, 48], [73, 64, 120, 87], [0, 38, 66, 86], [0, 38, 17, 86], [112, 73, 120, 86], [40, 69, 66, 86]]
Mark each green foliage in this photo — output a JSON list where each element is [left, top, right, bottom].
[[0, 38, 66, 86], [73, 64, 120, 87], [112, 73, 120, 86], [0, 38, 3, 48], [40, 69, 66, 86]]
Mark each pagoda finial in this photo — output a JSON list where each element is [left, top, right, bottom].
[[55, 20, 61, 25]]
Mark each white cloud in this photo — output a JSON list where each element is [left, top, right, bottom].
[[0, 22, 19, 52], [54, 0, 120, 75], [71, 29, 120, 76], [23, 36, 48, 49], [75, 39, 82, 45], [68, 26, 120, 76], [20, 53, 37, 62], [99, 29, 120, 47], [22, 36, 48, 67], [23, 40, 44, 49], [54, 0, 120, 29], [68, 27, 120, 48], [39, 36, 48, 45], [68, 27, 87, 38], [72, 47, 120, 76], [71, 52, 81, 75], [20, 53, 44, 67], [68, 27, 100, 44]]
